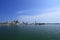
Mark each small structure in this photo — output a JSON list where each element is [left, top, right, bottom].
[[35, 21, 45, 25]]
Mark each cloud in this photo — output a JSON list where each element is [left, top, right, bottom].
[[17, 9, 41, 14], [17, 11, 24, 14], [16, 7, 60, 23], [17, 7, 60, 14], [17, 11, 60, 23]]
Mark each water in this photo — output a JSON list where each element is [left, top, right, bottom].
[[0, 25, 60, 40]]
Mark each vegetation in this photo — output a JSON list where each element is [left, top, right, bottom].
[[14, 20, 19, 24]]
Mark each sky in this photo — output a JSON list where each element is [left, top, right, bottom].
[[0, 0, 60, 23]]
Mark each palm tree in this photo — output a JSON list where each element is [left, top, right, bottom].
[[13, 20, 19, 24], [15, 20, 19, 23]]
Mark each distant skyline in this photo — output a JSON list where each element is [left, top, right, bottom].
[[0, 0, 60, 23]]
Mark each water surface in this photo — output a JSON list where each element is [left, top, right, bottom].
[[0, 25, 60, 40]]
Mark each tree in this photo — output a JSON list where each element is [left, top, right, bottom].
[[15, 20, 19, 23], [13, 20, 19, 24]]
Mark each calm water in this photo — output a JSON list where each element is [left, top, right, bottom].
[[0, 25, 60, 40]]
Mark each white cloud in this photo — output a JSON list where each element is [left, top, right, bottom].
[[17, 11, 24, 14], [17, 9, 41, 14], [17, 7, 60, 14], [17, 11, 60, 23], [16, 7, 60, 23]]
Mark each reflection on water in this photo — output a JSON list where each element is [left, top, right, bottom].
[[0, 25, 60, 40]]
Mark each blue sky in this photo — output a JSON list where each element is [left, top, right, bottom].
[[0, 0, 60, 23]]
